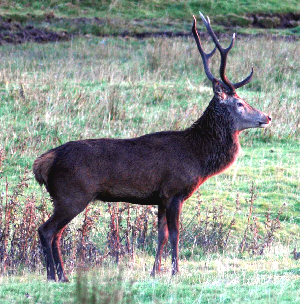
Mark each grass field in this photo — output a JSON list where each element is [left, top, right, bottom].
[[1, 252, 300, 303], [0, 34, 299, 303], [0, 1, 300, 303]]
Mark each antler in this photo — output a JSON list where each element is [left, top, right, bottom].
[[192, 15, 217, 83], [192, 13, 253, 92]]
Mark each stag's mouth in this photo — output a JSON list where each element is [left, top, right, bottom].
[[259, 115, 272, 128]]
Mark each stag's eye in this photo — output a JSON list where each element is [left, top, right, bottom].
[[237, 102, 244, 107]]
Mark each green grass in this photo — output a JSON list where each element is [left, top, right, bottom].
[[2, 0, 299, 18], [1, 252, 300, 303], [0, 275, 74, 303]]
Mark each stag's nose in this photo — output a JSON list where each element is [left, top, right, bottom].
[[259, 113, 271, 128]]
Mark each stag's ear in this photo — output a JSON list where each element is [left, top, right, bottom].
[[212, 80, 227, 101]]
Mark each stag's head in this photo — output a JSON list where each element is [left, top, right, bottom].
[[193, 13, 271, 131]]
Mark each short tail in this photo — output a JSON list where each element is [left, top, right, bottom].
[[33, 150, 56, 186]]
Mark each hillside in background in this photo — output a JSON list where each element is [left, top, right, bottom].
[[0, 0, 299, 44]]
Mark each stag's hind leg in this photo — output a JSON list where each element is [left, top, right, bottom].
[[151, 204, 168, 276], [38, 215, 57, 281], [39, 199, 88, 282], [52, 226, 69, 282], [39, 211, 73, 282]]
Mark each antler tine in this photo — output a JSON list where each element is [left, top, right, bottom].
[[192, 15, 217, 83], [233, 67, 254, 88], [199, 12, 254, 91], [199, 12, 235, 92]]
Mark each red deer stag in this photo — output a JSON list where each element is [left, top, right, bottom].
[[33, 13, 271, 282]]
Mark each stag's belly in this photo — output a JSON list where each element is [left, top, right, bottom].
[[95, 189, 161, 205]]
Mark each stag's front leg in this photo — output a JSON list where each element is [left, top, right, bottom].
[[151, 204, 168, 276], [166, 198, 183, 275]]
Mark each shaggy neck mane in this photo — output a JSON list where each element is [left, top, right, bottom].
[[186, 98, 241, 177]]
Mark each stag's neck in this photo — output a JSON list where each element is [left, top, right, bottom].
[[186, 104, 241, 178], [189, 109, 238, 142]]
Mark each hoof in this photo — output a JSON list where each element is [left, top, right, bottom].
[[59, 277, 70, 283]]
